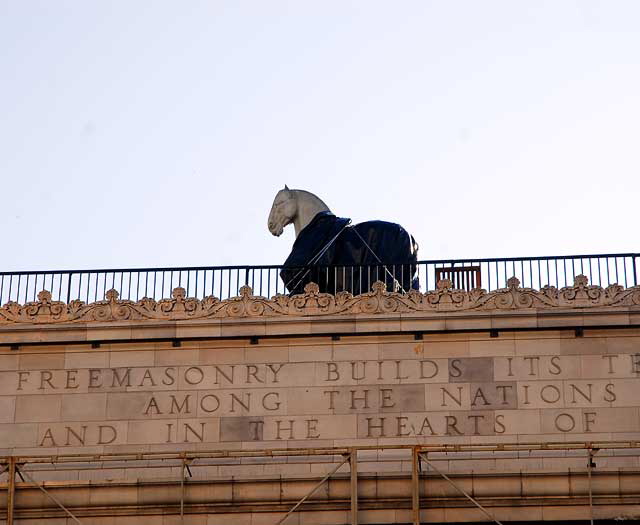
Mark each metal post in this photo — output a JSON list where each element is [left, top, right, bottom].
[[350, 448, 358, 525], [588, 449, 594, 525], [6, 457, 16, 525], [412, 446, 420, 525], [180, 458, 185, 524]]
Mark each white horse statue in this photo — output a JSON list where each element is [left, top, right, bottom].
[[268, 186, 419, 295], [268, 185, 331, 238]]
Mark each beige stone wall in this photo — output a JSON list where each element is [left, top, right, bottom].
[[0, 304, 639, 523], [1, 325, 638, 461]]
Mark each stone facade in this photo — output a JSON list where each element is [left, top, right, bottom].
[[0, 278, 639, 523]]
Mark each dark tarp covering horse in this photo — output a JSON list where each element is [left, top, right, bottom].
[[268, 187, 419, 295]]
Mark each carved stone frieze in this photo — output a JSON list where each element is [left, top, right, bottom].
[[0, 275, 638, 325]]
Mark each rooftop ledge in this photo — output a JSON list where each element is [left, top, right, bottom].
[[0, 274, 638, 346]]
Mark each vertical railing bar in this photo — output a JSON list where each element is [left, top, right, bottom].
[[597, 258, 602, 287], [350, 265, 354, 295], [502, 261, 506, 289], [7, 275, 13, 303], [83, 273, 89, 303], [424, 262, 428, 292], [258, 268, 263, 297], [212, 270, 216, 297], [519, 261, 524, 288], [486, 262, 491, 291]]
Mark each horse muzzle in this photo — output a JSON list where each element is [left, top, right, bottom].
[[268, 221, 284, 237]]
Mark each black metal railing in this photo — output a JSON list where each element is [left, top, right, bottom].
[[0, 253, 637, 305]]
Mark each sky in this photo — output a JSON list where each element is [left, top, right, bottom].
[[1, 1, 639, 273]]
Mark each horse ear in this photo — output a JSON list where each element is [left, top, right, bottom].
[[284, 184, 290, 191]]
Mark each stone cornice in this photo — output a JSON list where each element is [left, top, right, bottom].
[[0, 275, 637, 327]]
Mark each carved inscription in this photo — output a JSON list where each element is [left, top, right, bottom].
[[1, 353, 638, 450]]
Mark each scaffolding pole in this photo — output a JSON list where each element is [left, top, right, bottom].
[[412, 446, 420, 525], [350, 448, 358, 525], [588, 448, 595, 525], [6, 457, 15, 525]]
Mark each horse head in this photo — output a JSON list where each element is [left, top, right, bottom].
[[268, 185, 297, 237]]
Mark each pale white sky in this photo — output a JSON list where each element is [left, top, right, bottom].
[[1, 1, 638, 272]]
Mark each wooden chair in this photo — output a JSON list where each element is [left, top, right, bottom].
[[435, 266, 482, 290]]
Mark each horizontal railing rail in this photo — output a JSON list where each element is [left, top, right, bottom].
[[0, 253, 637, 305]]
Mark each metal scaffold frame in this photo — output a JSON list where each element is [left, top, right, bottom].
[[1, 440, 638, 525]]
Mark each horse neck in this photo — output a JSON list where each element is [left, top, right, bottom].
[[292, 191, 330, 237]]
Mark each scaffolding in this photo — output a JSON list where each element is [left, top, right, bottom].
[[1, 440, 639, 524]]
